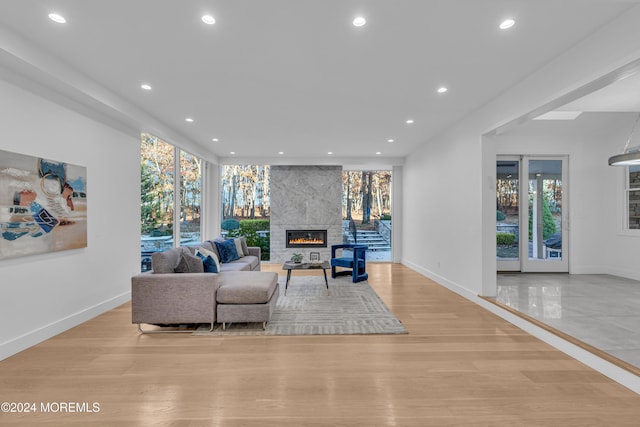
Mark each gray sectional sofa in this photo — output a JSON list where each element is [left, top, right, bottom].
[[131, 239, 279, 333], [149, 239, 262, 274]]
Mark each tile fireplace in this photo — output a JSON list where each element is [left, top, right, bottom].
[[270, 165, 342, 263]]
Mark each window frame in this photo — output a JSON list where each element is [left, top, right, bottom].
[[140, 133, 205, 271], [626, 165, 640, 231]]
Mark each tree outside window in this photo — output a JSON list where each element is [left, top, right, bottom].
[[342, 170, 392, 260], [220, 165, 270, 260], [179, 151, 201, 245], [628, 165, 640, 230], [140, 133, 203, 270]]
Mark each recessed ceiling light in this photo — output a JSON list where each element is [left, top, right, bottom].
[[376, 152, 382, 155], [141, 84, 152, 91], [353, 16, 366, 27], [437, 87, 448, 93], [500, 19, 515, 30], [48, 13, 66, 24], [328, 151, 334, 155], [212, 138, 219, 142], [230, 151, 236, 155], [387, 139, 395, 143], [405, 119, 414, 124], [202, 15, 216, 25], [185, 118, 194, 123], [278, 151, 284, 155]]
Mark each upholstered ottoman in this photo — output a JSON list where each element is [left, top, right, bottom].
[[216, 271, 279, 330]]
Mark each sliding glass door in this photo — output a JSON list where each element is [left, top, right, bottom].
[[497, 156, 568, 272]]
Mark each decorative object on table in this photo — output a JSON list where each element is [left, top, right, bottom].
[[290, 253, 303, 263], [0, 149, 87, 260], [309, 251, 321, 266]]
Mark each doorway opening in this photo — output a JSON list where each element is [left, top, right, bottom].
[[496, 156, 568, 272]]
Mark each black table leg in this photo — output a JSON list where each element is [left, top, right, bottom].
[[285, 270, 292, 295], [323, 268, 330, 295]]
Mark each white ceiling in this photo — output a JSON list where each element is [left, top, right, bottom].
[[1, 0, 639, 162], [558, 70, 640, 113]]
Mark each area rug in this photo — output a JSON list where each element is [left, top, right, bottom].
[[194, 276, 407, 336]]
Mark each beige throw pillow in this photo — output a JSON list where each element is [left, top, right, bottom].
[[233, 238, 245, 257], [239, 237, 249, 257]]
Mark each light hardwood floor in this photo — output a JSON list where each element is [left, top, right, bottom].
[[1, 263, 639, 426]]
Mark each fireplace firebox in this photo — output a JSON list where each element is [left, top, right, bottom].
[[286, 229, 327, 248]]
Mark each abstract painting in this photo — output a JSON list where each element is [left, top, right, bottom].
[[0, 149, 87, 259]]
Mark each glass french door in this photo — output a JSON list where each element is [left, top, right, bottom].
[[496, 158, 520, 271], [497, 156, 568, 272]]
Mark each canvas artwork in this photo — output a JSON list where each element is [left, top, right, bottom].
[[0, 149, 87, 259]]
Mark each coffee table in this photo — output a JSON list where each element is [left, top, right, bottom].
[[282, 261, 330, 295]]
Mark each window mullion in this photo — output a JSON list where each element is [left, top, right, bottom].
[[173, 147, 181, 247]]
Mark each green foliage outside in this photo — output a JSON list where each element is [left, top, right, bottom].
[[221, 218, 240, 231], [227, 219, 270, 260], [496, 232, 516, 246], [528, 197, 556, 240], [380, 214, 392, 220], [496, 210, 506, 221]]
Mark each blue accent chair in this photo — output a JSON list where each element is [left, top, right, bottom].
[[330, 244, 368, 283]]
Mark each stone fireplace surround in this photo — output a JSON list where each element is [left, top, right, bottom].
[[270, 166, 342, 264]]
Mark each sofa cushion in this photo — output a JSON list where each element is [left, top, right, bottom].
[[196, 246, 221, 272], [216, 272, 278, 304], [204, 239, 222, 260], [215, 239, 239, 263], [225, 255, 259, 271], [219, 261, 250, 272], [196, 252, 219, 273], [239, 237, 249, 257], [151, 248, 182, 273], [232, 238, 245, 257], [174, 251, 205, 273], [182, 245, 198, 255]]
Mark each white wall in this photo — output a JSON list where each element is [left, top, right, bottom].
[[402, 5, 640, 298], [391, 165, 403, 263], [485, 113, 640, 282], [403, 129, 484, 298], [0, 80, 140, 360]]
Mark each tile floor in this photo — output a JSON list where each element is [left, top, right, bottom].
[[496, 273, 640, 368]]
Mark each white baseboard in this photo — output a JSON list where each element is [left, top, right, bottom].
[[0, 292, 131, 361], [401, 259, 478, 301], [400, 259, 640, 394]]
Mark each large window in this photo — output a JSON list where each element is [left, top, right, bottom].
[[179, 150, 202, 245], [342, 170, 392, 261], [140, 133, 202, 271], [628, 165, 640, 230], [220, 165, 270, 260]]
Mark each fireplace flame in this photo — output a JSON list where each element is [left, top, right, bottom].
[[288, 237, 325, 244]]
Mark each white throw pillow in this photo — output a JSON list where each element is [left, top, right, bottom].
[[196, 247, 221, 271]]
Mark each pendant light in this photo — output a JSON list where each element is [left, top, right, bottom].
[[608, 113, 640, 166]]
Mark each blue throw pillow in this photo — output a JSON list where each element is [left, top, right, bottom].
[[215, 239, 239, 263], [196, 252, 219, 273]]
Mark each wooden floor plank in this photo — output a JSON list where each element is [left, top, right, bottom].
[[0, 263, 638, 425]]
